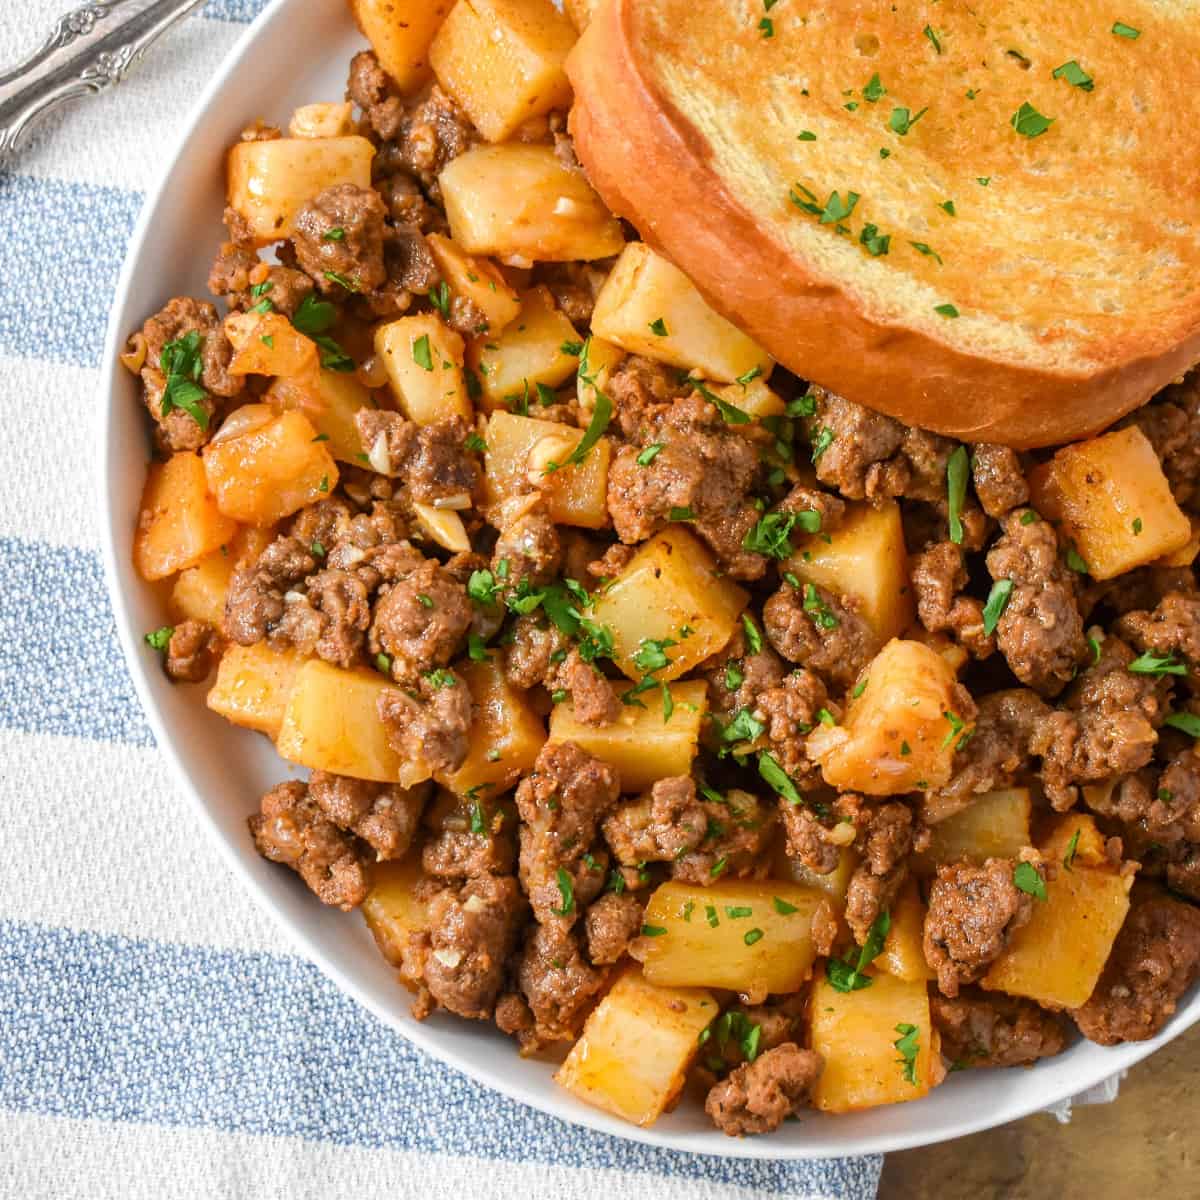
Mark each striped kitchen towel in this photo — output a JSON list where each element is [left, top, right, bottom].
[[0, 2, 881, 1196]]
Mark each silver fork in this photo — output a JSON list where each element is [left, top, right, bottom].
[[0, 0, 208, 166]]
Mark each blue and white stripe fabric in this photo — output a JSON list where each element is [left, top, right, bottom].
[[0, 3, 884, 1195]]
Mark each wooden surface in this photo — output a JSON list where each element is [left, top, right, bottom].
[[881, 1023, 1200, 1197]]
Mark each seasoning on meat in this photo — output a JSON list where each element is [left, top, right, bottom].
[[705, 1044, 824, 1137], [931, 988, 1066, 1068]]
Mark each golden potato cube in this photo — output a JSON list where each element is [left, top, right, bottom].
[[878, 878, 934, 983], [426, 233, 522, 336], [430, 0, 576, 143], [287, 102, 355, 139], [1154, 515, 1200, 568], [203, 408, 338, 527], [808, 639, 970, 796], [548, 680, 707, 792], [226, 312, 320, 382], [914, 788, 1033, 875], [438, 659, 547, 796], [205, 642, 306, 739], [276, 660, 431, 786], [633, 879, 827, 994], [226, 135, 374, 245], [170, 526, 275, 627], [773, 838, 858, 905], [362, 854, 434, 969], [266, 369, 373, 465], [482, 410, 610, 529], [351, 0, 451, 92], [555, 965, 717, 1127], [983, 817, 1133, 1009], [1028, 426, 1191, 581], [577, 336, 624, 414], [716, 377, 786, 421], [468, 287, 581, 409], [375, 314, 471, 425], [783, 500, 913, 643], [441, 144, 624, 263], [1041, 811, 1111, 870], [811, 969, 936, 1112], [133, 452, 238, 582], [590, 527, 749, 682], [590, 243, 774, 384]]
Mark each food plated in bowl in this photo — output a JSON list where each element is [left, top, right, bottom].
[[99, 0, 1200, 1157]]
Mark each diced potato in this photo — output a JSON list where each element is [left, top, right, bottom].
[[555, 965, 717, 1127], [205, 642, 306, 739], [783, 501, 913, 643], [548, 680, 708, 791], [351, 0, 451, 92], [468, 287, 581, 409], [375, 314, 472, 424], [438, 660, 546, 796], [441, 144, 624, 263], [169, 526, 274, 626], [983, 817, 1133, 1009], [633, 879, 828, 994], [878, 878, 934, 983], [716, 377, 786, 421], [590, 243, 773, 384], [203, 407, 338, 527], [288, 101, 355, 139], [808, 639, 970, 796], [1028, 426, 1191, 581], [266, 369, 372, 465], [1154, 515, 1200, 568], [226, 312, 320, 382], [914, 788, 1033, 874], [362, 854, 434, 969], [276, 660, 431, 786], [412, 502, 471, 554], [1041, 811, 1111, 870], [226, 135, 374, 245], [590, 528, 749, 682], [577, 336, 624, 414], [773, 838, 858, 905], [133, 452, 238, 582], [426, 233, 521, 336], [430, 0, 576, 143], [811, 970, 937, 1112], [482, 410, 610, 528]]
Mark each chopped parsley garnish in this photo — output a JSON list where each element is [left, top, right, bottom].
[[710, 856, 730, 879], [852, 677, 869, 699], [649, 318, 669, 337], [982, 578, 1014, 636], [946, 445, 969, 544], [773, 896, 799, 915], [827, 909, 891, 992], [942, 710, 971, 750], [1053, 60, 1095, 91], [879, 147, 892, 159], [144, 625, 173, 652], [1087, 635, 1103, 665], [743, 510, 813, 559], [412, 334, 434, 371], [910, 241, 943, 265], [1011, 101, 1055, 138], [758, 17, 774, 37], [860, 223, 891, 256], [788, 392, 817, 418], [1132, 517, 1143, 536], [467, 632, 490, 662], [551, 867, 576, 916], [798, 130, 817, 141], [546, 347, 612, 470], [705, 904, 720, 927], [416, 593, 434, 608], [817, 708, 837, 727], [606, 868, 626, 895], [725, 661, 744, 692], [889, 106, 928, 136], [1112, 21, 1140, 39], [375, 652, 392, 674], [758, 751, 803, 805], [1020, 509, 1039, 525], [693, 379, 751, 425], [633, 637, 676, 674], [463, 432, 487, 454], [430, 281, 451, 317], [820, 190, 860, 225], [894, 1023, 920, 1085], [292, 293, 336, 335], [923, 24, 942, 53], [743, 928, 764, 946], [424, 668, 457, 690], [311, 541, 326, 558], [159, 331, 210, 430], [535, 382, 557, 407], [323, 227, 345, 241], [1013, 861, 1047, 900], [641, 924, 668, 937], [737, 366, 763, 387], [1065, 546, 1089, 574], [935, 303, 960, 318], [803, 583, 839, 630], [900, 740, 912, 756], [669, 506, 695, 522], [317, 475, 329, 493], [469, 795, 489, 835], [725, 905, 754, 920], [863, 73, 887, 102], [323, 270, 358, 292], [939, 200, 956, 216], [721, 707, 766, 747], [637, 443, 664, 467], [1063, 828, 1081, 871], [977, 176, 991, 186], [811, 427, 835, 462], [1128, 652, 1187, 676], [1164, 712, 1200, 738], [741, 614, 763, 654], [315, 335, 355, 372]]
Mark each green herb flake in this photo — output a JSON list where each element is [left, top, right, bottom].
[[935, 303, 960, 318], [798, 130, 818, 141], [820, 190, 860, 225], [317, 475, 329, 494], [375, 652, 392, 674], [879, 147, 892, 159], [743, 511, 808, 559], [811, 427, 835, 462], [669, 506, 695, 522], [641, 923, 668, 937], [1112, 21, 1140, 39], [144, 625, 173, 652], [852, 677, 869, 699], [1020, 509, 1039, 525], [758, 17, 774, 37], [863, 73, 887, 102], [1128, 652, 1187, 677], [1132, 517, 1143, 536], [1066, 546, 1089, 574], [725, 661, 745, 692], [826, 908, 891, 993], [649, 318, 669, 337], [743, 928, 765, 946], [946, 445, 969, 544], [292, 294, 336, 336], [758, 751, 803, 805], [1053, 59, 1095, 90], [323, 270, 359, 292], [1013, 861, 1047, 900], [412, 334, 434, 372], [894, 1023, 920, 1085], [693, 379, 752, 426], [977, 176, 991, 186], [1011, 101, 1055, 138], [710, 856, 730, 879], [725, 905, 754, 920], [923, 24, 942, 54], [637, 443, 664, 467], [910, 241, 944, 265], [982, 578, 1014, 636], [860, 223, 892, 256], [773, 896, 799, 915], [1164, 712, 1200, 738], [705, 904, 720, 927], [889, 106, 928, 136], [741, 614, 763, 655], [1063, 828, 1081, 871]]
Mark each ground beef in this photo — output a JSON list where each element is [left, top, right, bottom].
[[514, 741, 619, 924], [605, 379, 767, 579], [776, 482, 847, 534], [911, 541, 995, 659], [347, 50, 406, 138], [584, 891, 644, 964], [971, 444, 1029, 518], [671, 790, 776, 884], [517, 921, 606, 1045], [491, 506, 562, 591], [422, 874, 525, 1020], [533, 261, 611, 328], [292, 184, 387, 295], [1084, 751, 1200, 853], [163, 619, 218, 682], [754, 670, 833, 782], [985, 509, 1088, 696], [376, 83, 479, 195], [422, 791, 516, 878], [355, 412, 481, 505], [370, 556, 472, 684], [207, 245, 314, 317], [761, 582, 879, 694], [248, 780, 368, 910], [924, 858, 1039, 997], [300, 568, 372, 667], [308, 770, 426, 861], [602, 776, 707, 865], [551, 650, 621, 726], [844, 801, 915, 944], [142, 295, 242, 398], [698, 624, 788, 725], [224, 535, 316, 645], [587, 541, 637, 582], [377, 173, 443, 233], [503, 614, 571, 689], [1115, 590, 1200, 665], [928, 689, 1051, 821], [1123, 375, 1200, 511], [778, 802, 844, 876], [931, 988, 1066, 1068], [1074, 890, 1200, 1044], [1032, 636, 1169, 811], [705, 1044, 823, 1137], [378, 670, 473, 773]]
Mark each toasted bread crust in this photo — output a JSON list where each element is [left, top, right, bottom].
[[567, 0, 1200, 448]]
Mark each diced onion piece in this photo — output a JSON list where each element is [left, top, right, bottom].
[[431, 492, 473, 511], [412, 502, 471, 554], [368, 432, 392, 475], [432, 947, 463, 969], [210, 402, 276, 446]]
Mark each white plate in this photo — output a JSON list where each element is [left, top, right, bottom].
[[95, 0, 1200, 1160]]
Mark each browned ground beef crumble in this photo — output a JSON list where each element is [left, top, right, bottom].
[[133, 46, 1200, 1139]]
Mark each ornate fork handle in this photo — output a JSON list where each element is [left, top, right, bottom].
[[0, 0, 208, 166]]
